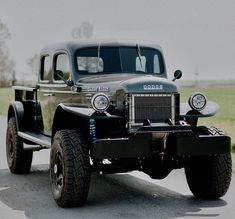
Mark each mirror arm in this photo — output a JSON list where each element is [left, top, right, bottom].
[[55, 71, 74, 87]]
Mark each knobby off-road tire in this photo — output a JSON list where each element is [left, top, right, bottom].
[[50, 130, 91, 207], [185, 153, 232, 199], [185, 126, 232, 199], [6, 117, 33, 173]]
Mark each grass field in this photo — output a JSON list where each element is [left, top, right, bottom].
[[233, 153, 235, 168], [0, 88, 14, 115]]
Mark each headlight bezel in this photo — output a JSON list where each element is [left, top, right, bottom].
[[188, 92, 207, 111], [91, 93, 110, 112]]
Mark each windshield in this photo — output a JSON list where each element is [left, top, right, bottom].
[[75, 46, 164, 75]]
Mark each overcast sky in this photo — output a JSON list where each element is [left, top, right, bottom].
[[1, 0, 235, 81]]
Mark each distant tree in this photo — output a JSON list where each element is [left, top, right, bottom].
[[0, 19, 14, 87], [72, 22, 94, 39], [27, 54, 40, 75]]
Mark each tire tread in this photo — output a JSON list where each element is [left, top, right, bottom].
[[51, 129, 90, 207], [6, 118, 33, 174]]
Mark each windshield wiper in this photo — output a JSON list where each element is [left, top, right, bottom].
[[136, 44, 143, 69], [97, 42, 101, 72]]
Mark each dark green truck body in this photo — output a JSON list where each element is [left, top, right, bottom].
[[6, 41, 231, 207]]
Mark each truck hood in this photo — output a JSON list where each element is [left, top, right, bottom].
[[78, 73, 178, 93], [78, 73, 146, 83], [119, 75, 177, 93]]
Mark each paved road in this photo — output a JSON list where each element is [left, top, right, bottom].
[[0, 115, 235, 219]]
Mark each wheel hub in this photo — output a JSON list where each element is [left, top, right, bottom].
[[54, 164, 58, 174]]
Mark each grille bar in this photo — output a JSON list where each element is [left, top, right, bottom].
[[129, 94, 175, 126]]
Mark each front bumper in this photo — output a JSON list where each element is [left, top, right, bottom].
[[92, 125, 231, 159]]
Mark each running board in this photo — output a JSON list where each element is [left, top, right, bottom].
[[18, 131, 51, 150]]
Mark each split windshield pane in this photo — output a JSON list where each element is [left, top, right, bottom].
[[76, 46, 164, 75]]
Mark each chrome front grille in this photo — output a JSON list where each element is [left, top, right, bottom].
[[129, 93, 176, 127]]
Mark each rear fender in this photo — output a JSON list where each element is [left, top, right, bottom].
[[7, 101, 24, 131]]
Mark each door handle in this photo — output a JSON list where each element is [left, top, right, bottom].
[[43, 93, 55, 97]]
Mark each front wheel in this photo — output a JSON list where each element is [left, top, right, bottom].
[[185, 153, 232, 199], [50, 130, 91, 207]]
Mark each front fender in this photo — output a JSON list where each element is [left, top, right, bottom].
[[180, 101, 219, 119], [57, 103, 121, 119], [52, 104, 121, 138], [58, 103, 96, 118]]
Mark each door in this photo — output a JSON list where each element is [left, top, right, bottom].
[[50, 52, 72, 124], [37, 54, 53, 136]]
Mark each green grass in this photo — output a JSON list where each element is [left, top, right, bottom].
[[0, 88, 13, 115], [232, 153, 235, 173]]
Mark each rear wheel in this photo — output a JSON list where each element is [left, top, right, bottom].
[[6, 117, 33, 173], [185, 153, 232, 199], [50, 130, 91, 207]]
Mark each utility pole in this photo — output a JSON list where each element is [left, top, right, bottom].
[[194, 66, 199, 87], [12, 70, 16, 86]]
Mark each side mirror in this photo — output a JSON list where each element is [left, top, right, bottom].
[[54, 70, 74, 87], [172, 70, 182, 81]]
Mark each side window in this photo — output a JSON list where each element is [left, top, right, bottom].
[[40, 55, 51, 81], [54, 53, 70, 81]]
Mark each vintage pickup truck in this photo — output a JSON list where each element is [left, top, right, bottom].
[[6, 41, 231, 207]]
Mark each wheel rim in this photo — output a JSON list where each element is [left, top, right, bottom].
[[51, 150, 64, 196], [6, 130, 14, 166]]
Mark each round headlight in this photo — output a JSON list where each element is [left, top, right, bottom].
[[91, 93, 110, 112], [188, 92, 207, 111]]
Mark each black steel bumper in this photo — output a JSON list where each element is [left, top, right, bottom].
[[92, 126, 231, 159]]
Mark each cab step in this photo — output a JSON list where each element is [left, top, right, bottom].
[[18, 131, 51, 150]]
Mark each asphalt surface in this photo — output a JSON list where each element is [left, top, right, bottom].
[[0, 115, 235, 219]]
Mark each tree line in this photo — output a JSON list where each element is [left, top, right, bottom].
[[0, 20, 94, 87], [0, 19, 14, 87]]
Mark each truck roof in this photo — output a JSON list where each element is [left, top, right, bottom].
[[40, 40, 163, 55]]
